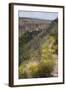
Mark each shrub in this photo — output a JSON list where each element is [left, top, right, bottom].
[[39, 36, 56, 77], [38, 59, 55, 77], [19, 35, 57, 78], [27, 61, 39, 78], [19, 64, 27, 78]]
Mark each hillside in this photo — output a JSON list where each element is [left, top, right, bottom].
[[19, 17, 58, 78]]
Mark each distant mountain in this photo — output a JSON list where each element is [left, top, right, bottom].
[[19, 17, 52, 37], [19, 17, 51, 23]]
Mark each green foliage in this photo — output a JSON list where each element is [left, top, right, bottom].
[[19, 64, 27, 78], [19, 32, 31, 65], [27, 62, 39, 78], [38, 59, 55, 77], [37, 36, 56, 77], [19, 61, 39, 78], [41, 36, 56, 59], [19, 18, 58, 78], [19, 35, 57, 78]]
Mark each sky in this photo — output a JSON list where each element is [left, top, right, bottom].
[[18, 11, 58, 20]]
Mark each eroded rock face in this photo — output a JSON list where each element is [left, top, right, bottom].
[[19, 17, 51, 37]]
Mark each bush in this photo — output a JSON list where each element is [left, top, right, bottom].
[[19, 35, 57, 78], [27, 62, 39, 78], [39, 36, 56, 77], [38, 59, 55, 77], [19, 64, 27, 78]]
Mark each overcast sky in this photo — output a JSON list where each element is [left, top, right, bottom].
[[18, 11, 58, 20]]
